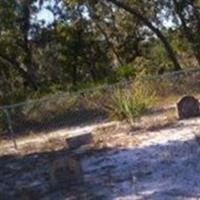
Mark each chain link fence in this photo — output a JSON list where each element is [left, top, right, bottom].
[[1, 67, 200, 149]]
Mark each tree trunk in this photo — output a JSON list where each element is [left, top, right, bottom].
[[173, 0, 200, 66], [89, 57, 98, 82], [88, 6, 124, 66], [21, 1, 38, 90], [95, 22, 124, 66], [0, 54, 38, 90], [107, 0, 182, 71], [89, 66, 97, 82], [189, 0, 200, 31], [72, 65, 77, 87]]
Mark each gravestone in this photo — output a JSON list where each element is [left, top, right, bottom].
[[50, 153, 83, 188], [176, 96, 200, 119], [66, 132, 93, 149], [50, 132, 93, 189]]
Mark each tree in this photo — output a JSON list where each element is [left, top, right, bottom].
[[2, 0, 200, 105], [171, 0, 200, 66], [0, 0, 42, 90], [105, 0, 182, 71]]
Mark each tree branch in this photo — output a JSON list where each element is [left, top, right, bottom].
[[106, 0, 182, 70]]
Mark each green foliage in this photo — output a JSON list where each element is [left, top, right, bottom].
[[133, 57, 157, 74], [116, 64, 136, 80], [105, 81, 155, 125], [1, 0, 200, 106]]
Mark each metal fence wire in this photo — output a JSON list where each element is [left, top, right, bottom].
[[1, 67, 200, 149]]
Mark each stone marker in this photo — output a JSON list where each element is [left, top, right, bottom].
[[50, 153, 83, 188], [66, 132, 93, 149], [176, 95, 200, 119], [49, 132, 93, 188]]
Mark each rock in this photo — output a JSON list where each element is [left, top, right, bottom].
[[49, 154, 83, 188], [176, 96, 200, 119], [66, 132, 93, 149]]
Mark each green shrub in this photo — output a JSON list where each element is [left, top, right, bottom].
[[105, 81, 155, 125], [116, 64, 136, 80]]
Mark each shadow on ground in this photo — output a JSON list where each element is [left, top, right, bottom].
[[1, 108, 108, 140], [1, 138, 200, 200]]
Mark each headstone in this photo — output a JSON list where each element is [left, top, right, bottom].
[[176, 96, 200, 119], [66, 132, 93, 149], [50, 153, 83, 188]]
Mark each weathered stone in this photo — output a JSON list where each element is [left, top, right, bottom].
[[49, 154, 83, 188], [176, 96, 200, 119], [66, 132, 93, 149]]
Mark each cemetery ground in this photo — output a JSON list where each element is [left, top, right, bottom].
[[1, 97, 200, 199]]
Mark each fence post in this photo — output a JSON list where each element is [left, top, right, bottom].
[[3, 108, 18, 150]]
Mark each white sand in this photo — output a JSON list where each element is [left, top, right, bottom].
[[82, 118, 200, 200], [2, 115, 200, 199]]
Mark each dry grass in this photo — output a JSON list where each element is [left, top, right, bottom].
[[2, 82, 200, 156], [0, 134, 66, 156], [0, 105, 180, 156], [93, 122, 141, 149], [154, 95, 179, 107], [164, 109, 177, 122]]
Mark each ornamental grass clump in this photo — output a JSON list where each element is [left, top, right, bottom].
[[106, 81, 155, 125]]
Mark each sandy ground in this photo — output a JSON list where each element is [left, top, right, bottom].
[[0, 121, 117, 155], [1, 116, 200, 199], [81, 117, 200, 200]]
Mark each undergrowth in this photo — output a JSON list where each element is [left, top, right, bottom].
[[105, 81, 155, 126]]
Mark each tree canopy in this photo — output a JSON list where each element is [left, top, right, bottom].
[[0, 0, 200, 105]]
